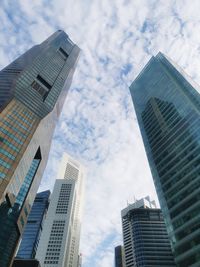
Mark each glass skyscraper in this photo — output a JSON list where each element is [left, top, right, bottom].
[[130, 52, 200, 266], [16, 190, 50, 259], [0, 30, 80, 267], [114, 245, 125, 267], [121, 196, 175, 267]]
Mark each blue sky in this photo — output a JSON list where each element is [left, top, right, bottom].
[[1, 0, 200, 266]]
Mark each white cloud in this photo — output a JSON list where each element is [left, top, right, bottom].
[[1, 0, 200, 266]]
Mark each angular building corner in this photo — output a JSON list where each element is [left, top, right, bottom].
[[35, 153, 85, 267], [0, 30, 80, 267], [130, 52, 200, 266]]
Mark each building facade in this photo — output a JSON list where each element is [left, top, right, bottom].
[[0, 30, 80, 267], [121, 196, 175, 267], [114, 245, 125, 267], [16, 190, 50, 259], [36, 153, 84, 267], [130, 52, 200, 266]]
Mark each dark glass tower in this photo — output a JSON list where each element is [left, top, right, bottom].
[[121, 197, 175, 267], [16, 190, 50, 259], [0, 30, 80, 267], [13, 259, 41, 267], [130, 52, 200, 266], [114, 245, 125, 267]]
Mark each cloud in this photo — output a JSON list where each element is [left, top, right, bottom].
[[1, 0, 200, 266]]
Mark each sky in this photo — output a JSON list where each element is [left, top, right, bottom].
[[1, 0, 200, 266]]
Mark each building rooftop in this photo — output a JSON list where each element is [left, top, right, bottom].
[[121, 196, 156, 217]]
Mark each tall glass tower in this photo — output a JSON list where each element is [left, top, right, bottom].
[[36, 153, 85, 267], [114, 245, 125, 267], [0, 30, 80, 267], [16, 190, 50, 259], [130, 52, 200, 267]]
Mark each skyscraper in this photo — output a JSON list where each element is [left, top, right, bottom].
[[130, 52, 200, 266], [121, 196, 175, 267], [16, 190, 50, 259], [0, 30, 80, 267], [114, 245, 125, 267], [36, 153, 84, 267]]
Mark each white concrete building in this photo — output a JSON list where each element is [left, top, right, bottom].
[[36, 153, 85, 267]]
